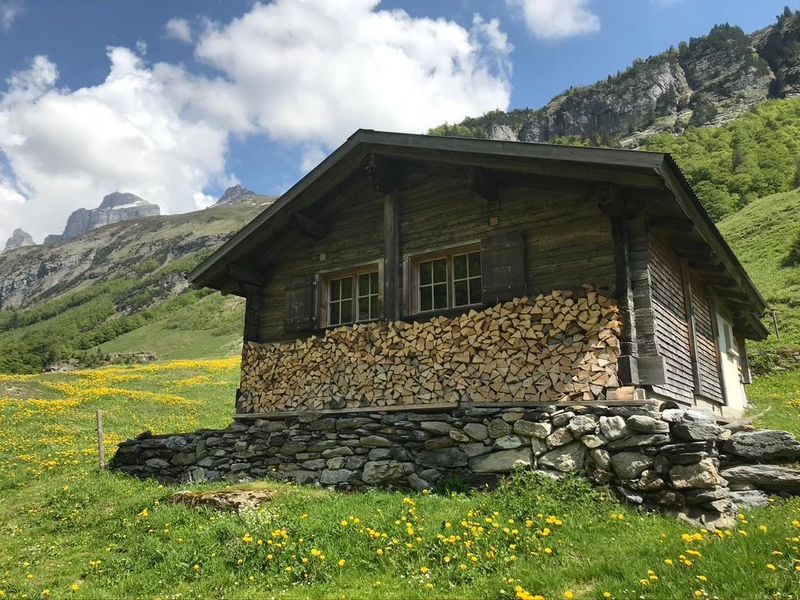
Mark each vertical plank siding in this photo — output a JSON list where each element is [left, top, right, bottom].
[[691, 273, 724, 403], [649, 235, 695, 404]]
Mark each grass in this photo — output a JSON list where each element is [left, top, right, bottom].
[[96, 293, 244, 360], [718, 187, 800, 350], [1, 360, 800, 599]]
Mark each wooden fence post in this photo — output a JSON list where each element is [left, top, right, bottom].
[[97, 409, 105, 469]]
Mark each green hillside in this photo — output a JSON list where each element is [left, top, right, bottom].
[[718, 187, 800, 369], [646, 99, 800, 220], [0, 201, 268, 373]]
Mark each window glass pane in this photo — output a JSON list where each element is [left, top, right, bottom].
[[433, 283, 448, 309], [358, 273, 370, 295], [419, 261, 432, 285], [453, 254, 467, 280], [330, 279, 340, 301], [454, 280, 468, 307], [340, 299, 352, 323], [469, 277, 482, 304], [370, 295, 379, 319], [433, 258, 447, 283], [370, 271, 378, 291], [358, 297, 370, 321], [420, 288, 432, 312], [341, 277, 353, 300], [329, 301, 341, 326], [468, 252, 481, 276]]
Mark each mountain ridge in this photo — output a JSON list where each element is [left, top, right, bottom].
[[432, 10, 800, 149]]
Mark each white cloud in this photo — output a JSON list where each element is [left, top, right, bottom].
[[0, 50, 230, 243], [0, 0, 22, 31], [165, 17, 192, 43], [194, 0, 511, 147], [507, 0, 600, 40], [0, 1, 511, 244]]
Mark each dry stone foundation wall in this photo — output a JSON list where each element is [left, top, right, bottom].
[[239, 288, 621, 414], [110, 403, 800, 526]]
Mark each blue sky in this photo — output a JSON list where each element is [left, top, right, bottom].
[[0, 0, 796, 242]]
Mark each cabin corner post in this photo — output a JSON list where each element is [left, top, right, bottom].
[[242, 282, 263, 343], [383, 192, 401, 321], [598, 186, 639, 385]]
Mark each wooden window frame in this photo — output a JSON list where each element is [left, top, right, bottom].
[[408, 242, 483, 316], [318, 262, 382, 328]]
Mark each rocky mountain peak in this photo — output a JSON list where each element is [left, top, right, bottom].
[[215, 184, 256, 205], [3, 228, 35, 253], [98, 191, 152, 210], [44, 191, 161, 245]]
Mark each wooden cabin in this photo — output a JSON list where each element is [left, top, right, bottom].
[[189, 130, 767, 419]]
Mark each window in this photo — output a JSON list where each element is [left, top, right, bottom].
[[324, 268, 380, 326], [413, 246, 482, 313]]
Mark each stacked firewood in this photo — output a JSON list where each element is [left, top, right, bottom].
[[239, 286, 621, 413]]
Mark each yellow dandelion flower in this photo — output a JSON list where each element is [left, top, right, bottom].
[[766, 563, 777, 572], [420, 566, 429, 574], [664, 559, 674, 566], [193, 564, 200, 572], [338, 559, 346, 567], [759, 525, 768, 533], [603, 593, 611, 599], [563, 592, 574, 600]]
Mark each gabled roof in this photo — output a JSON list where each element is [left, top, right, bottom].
[[188, 129, 768, 337]]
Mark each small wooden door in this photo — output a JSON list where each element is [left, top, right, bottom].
[[715, 311, 747, 413]]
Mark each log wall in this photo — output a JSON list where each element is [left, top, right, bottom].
[[254, 176, 616, 344], [238, 288, 621, 414]]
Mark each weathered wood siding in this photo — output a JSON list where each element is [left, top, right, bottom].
[[258, 176, 385, 342], [690, 273, 724, 403], [255, 174, 615, 343], [649, 235, 694, 404]]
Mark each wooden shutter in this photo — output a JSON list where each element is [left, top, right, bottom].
[[283, 276, 318, 333], [481, 231, 526, 304]]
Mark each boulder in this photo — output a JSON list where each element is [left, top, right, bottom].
[[546, 427, 574, 448], [589, 448, 611, 470], [671, 422, 724, 442], [420, 422, 452, 435], [722, 431, 800, 461], [719, 464, 800, 493], [415, 447, 468, 469], [362, 460, 414, 484], [513, 420, 551, 439], [538, 442, 587, 472], [360, 435, 393, 448], [487, 419, 512, 438], [320, 469, 355, 485], [567, 415, 598, 437], [730, 489, 771, 509], [493, 435, 526, 450], [626, 415, 669, 434], [165, 436, 190, 451], [470, 448, 534, 473], [463, 423, 489, 441], [610, 452, 653, 479], [670, 459, 723, 490], [581, 434, 607, 448], [599, 416, 628, 440]]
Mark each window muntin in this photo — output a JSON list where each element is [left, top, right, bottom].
[[453, 251, 482, 307], [357, 272, 380, 321], [418, 257, 448, 311], [328, 276, 353, 326], [324, 268, 379, 326], [414, 247, 481, 313]]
